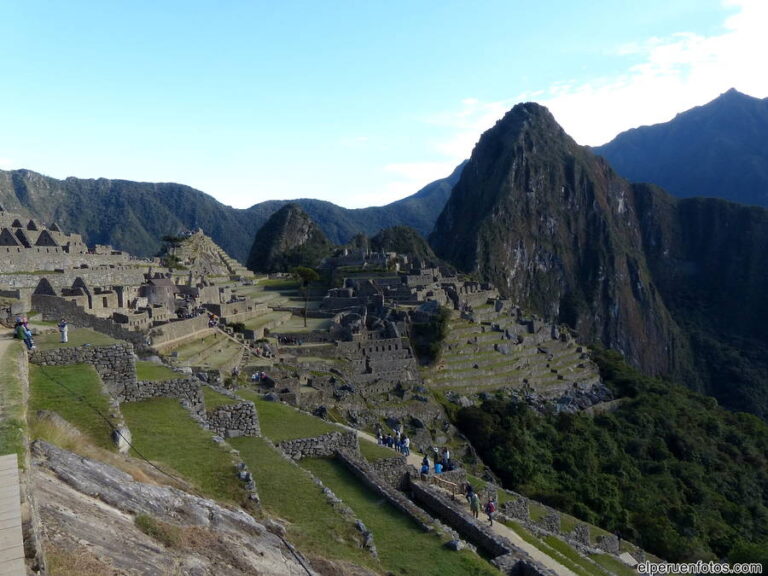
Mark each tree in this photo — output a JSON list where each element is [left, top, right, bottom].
[[291, 266, 319, 327]]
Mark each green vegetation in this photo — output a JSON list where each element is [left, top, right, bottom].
[[359, 438, 398, 461], [454, 349, 768, 562], [0, 343, 25, 463], [230, 437, 374, 568], [135, 361, 179, 381], [121, 398, 244, 503], [29, 364, 115, 450], [303, 457, 498, 576], [35, 327, 118, 350], [589, 554, 638, 576], [244, 393, 341, 442], [409, 305, 452, 363], [135, 514, 183, 548], [202, 386, 237, 410]]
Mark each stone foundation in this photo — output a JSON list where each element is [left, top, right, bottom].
[[276, 431, 358, 460], [29, 344, 136, 395], [207, 401, 261, 438]]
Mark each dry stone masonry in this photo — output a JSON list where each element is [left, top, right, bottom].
[[276, 430, 358, 460], [29, 344, 136, 395], [207, 401, 261, 438]]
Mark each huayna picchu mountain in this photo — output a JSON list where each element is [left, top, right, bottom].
[[430, 102, 768, 419], [246, 203, 332, 273], [593, 89, 768, 208]]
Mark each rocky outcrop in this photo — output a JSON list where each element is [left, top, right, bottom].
[[247, 203, 332, 273], [32, 440, 314, 575]]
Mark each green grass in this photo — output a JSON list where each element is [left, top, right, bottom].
[[359, 438, 398, 461], [590, 554, 638, 576], [560, 513, 581, 534], [230, 437, 374, 568], [135, 361, 179, 381], [121, 398, 244, 503], [303, 457, 498, 576], [238, 392, 341, 442], [465, 474, 517, 505], [543, 535, 611, 576], [0, 342, 25, 463], [35, 328, 119, 350], [529, 500, 549, 522], [505, 521, 606, 576], [202, 386, 238, 410], [28, 363, 115, 450]]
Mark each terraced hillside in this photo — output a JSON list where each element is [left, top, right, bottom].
[[424, 307, 600, 398]]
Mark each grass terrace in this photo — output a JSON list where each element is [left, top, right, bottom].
[[202, 386, 238, 410], [304, 457, 498, 576], [358, 437, 398, 462], [0, 341, 25, 463], [135, 361, 179, 381], [28, 363, 115, 450], [230, 437, 375, 569], [167, 332, 242, 370], [121, 397, 244, 503], [239, 391, 341, 442], [35, 327, 119, 350]]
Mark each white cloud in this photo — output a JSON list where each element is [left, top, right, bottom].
[[410, 0, 768, 158], [540, 0, 768, 145]]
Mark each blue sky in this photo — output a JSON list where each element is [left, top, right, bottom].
[[1, 0, 765, 209]]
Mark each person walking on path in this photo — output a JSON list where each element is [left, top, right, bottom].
[[58, 319, 69, 343], [470, 491, 481, 519], [485, 498, 496, 526]]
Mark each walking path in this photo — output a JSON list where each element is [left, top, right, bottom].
[[0, 331, 26, 575], [0, 456, 24, 576], [343, 425, 577, 576]]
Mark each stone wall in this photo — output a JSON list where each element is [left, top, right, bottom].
[[410, 481, 510, 557], [410, 481, 553, 576], [29, 344, 136, 396], [207, 401, 261, 438], [276, 431, 358, 460], [368, 455, 409, 488], [0, 264, 148, 289], [149, 316, 212, 346], [121, 378, 205, 419], [337, 451, 432, 531], [32, 295, 148, 349]]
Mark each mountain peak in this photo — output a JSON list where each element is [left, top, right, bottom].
[[246, 203, 331, 273]]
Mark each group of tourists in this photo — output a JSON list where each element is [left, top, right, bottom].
[[464, 482, 496, 525], [377, 427, 411, 456], [13, 316, 35, 350]]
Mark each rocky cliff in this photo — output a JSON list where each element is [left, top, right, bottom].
[[430, 102, 768, 418], [430, 103, 681, 376]]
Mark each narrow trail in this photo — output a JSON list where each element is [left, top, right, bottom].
[[341, 425, 578, 576]]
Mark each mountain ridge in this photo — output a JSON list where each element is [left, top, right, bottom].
[[593, 88, 768, 207], [430, 100, 768, 418], [0, 163, 463, 262]]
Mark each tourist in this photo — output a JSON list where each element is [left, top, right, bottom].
[[23, 325, 34, 350], [470, 491, 481, 519], [58, 319, 69, 343], [420, 461, 430, 480], [465, 482, 474, 504], [485, 498, 496, 526], [434, 461, 443, 475], [402, 434, 410, 456]]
